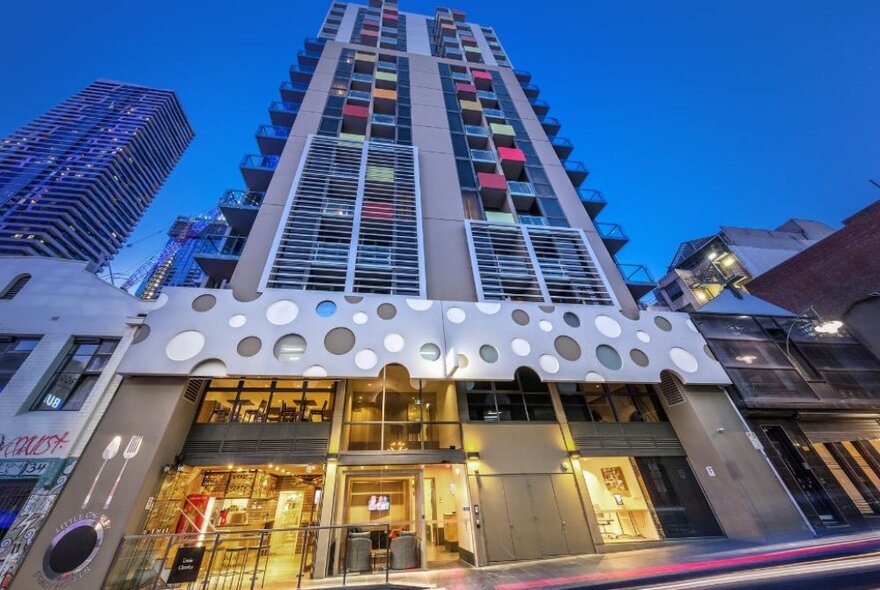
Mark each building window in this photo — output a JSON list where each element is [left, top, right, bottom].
[[557, 383, 667, 423], [465, 368, 555, 422], [31, 338, 118, 411], [0, 274, 30, 300], [343, 366, 461, 451], [195, 379, 336, 424], [0, 337, 39, 393]]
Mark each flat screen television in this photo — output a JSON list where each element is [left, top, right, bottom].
[[368, 495, 390, 511]]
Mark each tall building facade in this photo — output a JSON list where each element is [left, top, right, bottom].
[[0, 80, 194, 268], [13, 3, 814, 588], [133, 211, 228, 300], [652, 219, 836, 311]]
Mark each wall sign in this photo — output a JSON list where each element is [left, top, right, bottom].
[[167, 546, 206, 584]]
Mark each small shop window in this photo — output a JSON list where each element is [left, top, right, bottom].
[[31, 338, 118, 411]]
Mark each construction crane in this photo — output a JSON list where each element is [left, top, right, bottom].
[[120, 208, 222, 292]]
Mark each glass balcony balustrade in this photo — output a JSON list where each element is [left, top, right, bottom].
[[507, 181, 535, 196], [539, 116, 561, 136], [597, 222, 628, 240], [521, 83, 540, 98], [518, 214, 548, 226], [220, 189, 265, 209], [240, 154, 279, 171], [464, 125, 488, 137], [256, 124, 290, 139], [484, 108, 505, 120], [577, 188, 607, 218], [514, 69, 532, 84]]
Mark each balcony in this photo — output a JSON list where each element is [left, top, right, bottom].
[[471, 149, 497, 172], [354, 52, 377, 73], [297, 50, 320, 69], [478, 172, 508, 207], [507, 180, 536, 208], [280, 80, 308, 103], [342, 103, 369, 134], [519, 214, 548, 226], [347, 89, 372, 104], [452, 71, 472, 83], [377, 60, 397, 72], [540, 116, 561, 137], [255, 124, 290, 156], [194, 234, 246, 282], [373, 88, 397, 114], [371, 113, 396, 139], [269, 101, 299, 127], [563, 159, 589, 187], [240, 154, 278, 192], [486, 211, 515, 224], [464, 46, 482, 62], [551, 136, 574, 159], [472, 69, 493, 90], [521, 83, 540, 99], [465, 124, 489, 148], [578, 188, 607, 218], [596, 222, 629, 255], [219, 190, 264, 234], [514, 69, 532, 84], [460, 99, 483, 124], [530, 98, 550, 117], [359, 30, 378, 47], [289, 64, 314, 85], [304, 37, 326, 54], [490, 123, 515, 147], [484, 108, 505, 122], [455, 82, 477, 100], [498, 146, 526, 178], [477, 90, 498, 107], [617, 263, 656, 300], [350, 72, 373, 91], [375, 70, 397, 90]]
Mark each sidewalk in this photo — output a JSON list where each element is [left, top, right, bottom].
[[296, 532, 880, 590]]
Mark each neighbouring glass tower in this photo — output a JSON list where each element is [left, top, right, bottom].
[[14, 3, 817, 587], [0, 80, 194, 268]]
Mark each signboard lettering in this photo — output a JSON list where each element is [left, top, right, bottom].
[[0, 432, 70, 458], [167, 546, 206, 584]]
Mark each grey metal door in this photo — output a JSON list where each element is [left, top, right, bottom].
[[479, 476, 516, 563], [503, 476, 542, 560], [527, 476, 568, 556], [551, 474, 594, 554]]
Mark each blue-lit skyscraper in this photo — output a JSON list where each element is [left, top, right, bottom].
[[0, 80, 193, 268]]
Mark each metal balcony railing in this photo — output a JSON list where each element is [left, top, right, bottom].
[[519, 214, 548, 226], [202, 234, 246, 258], [507, 181, 535, 196], [617, 263, 655, 284], [596, 222, 628, 240], [539, 115, 561, 136]]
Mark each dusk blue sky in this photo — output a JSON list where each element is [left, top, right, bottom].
[[1, 0, 878, 283]]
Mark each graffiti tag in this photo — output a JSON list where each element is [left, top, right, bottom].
[[0, 432, 70, 458]]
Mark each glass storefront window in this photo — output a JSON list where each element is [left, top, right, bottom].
[[344, 366, 461, 451], [194, 379, 336, 424], [581, 456, 721, 543]]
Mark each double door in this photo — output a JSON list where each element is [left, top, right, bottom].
[[479, 474, 592, 563]]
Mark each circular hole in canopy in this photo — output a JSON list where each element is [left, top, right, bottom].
[[267, 300, 299, 325], [479, 345, 499, 363], [654, 316, 673, 332], [596, 344, 622, 371], [192, 294, 216, 312], [316, 300, 337, 317], [377, 303, 397, 320], [563, 312, 581, 328], [274, 334, 307, 362], [420, 343, 441, 361], [554, 336, 582, 361], [165, 330, 205, 362], [630, 349, 649, 367], [594, 315, 622, 338], [511, 309, 530, 326], [511, 338, 531, 356], [237, 336, 262, 357], [324, 327, 355, 355]]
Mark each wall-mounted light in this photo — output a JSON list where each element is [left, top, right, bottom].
[[466, 451, 480, 463], [568, 450, 581, 460]]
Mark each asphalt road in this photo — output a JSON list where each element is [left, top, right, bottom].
[[632, 552, 880, 590]]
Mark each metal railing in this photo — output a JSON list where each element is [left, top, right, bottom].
[[617, 263, 655, 284], [577, 188, 607, 205], [104, 523, 400, 590], [596, 222, 628, 240]]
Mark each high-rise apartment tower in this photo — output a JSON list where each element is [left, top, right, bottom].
[[0, 80, 193, 267]]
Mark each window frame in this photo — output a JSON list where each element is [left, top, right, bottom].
[[31, 338, 118, 412]]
